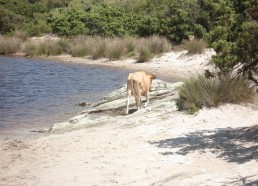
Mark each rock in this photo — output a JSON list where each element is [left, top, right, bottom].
[[68, 114, 88, 124], [78, 102, 91, 107], [47, 80, 183, 132]]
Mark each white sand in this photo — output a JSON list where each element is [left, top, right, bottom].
[[1, 50, 258, 186], [44, 49, 216, 82]]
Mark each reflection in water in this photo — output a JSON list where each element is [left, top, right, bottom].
[[0, 57, 129, 138]]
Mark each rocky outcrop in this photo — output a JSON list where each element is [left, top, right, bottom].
[[47, 80, 183, 132]]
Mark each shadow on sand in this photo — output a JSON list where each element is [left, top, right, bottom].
[[150, 126, 258, 164]]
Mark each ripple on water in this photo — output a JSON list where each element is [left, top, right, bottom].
[[0, 56, 129, 139]]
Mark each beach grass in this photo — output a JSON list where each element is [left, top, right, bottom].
[[0, 36, 22, 55], [184, 39, 208, 54], [176, 73, 255, 114], [3, 35, 174, 61]]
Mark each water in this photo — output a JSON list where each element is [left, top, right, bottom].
[[0, 56, 129, 138]]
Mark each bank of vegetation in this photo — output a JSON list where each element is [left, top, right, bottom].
[[0, 0, 257, 112]]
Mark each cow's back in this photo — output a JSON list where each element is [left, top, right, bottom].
[[130, 71, 151, 96], [127, 73, 134, 95]]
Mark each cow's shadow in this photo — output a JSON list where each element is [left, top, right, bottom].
[[128, 108, 138, 114], [150, 126, 258, 164]]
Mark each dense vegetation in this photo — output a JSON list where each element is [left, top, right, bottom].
[[0, 0, 257, 83]]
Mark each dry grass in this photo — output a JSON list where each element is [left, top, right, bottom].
[[146, 35, 171, 54], [2, 35, 173, 60], [184, 39, 208, 54], [107, 38, 125, 60], [0, 36, 22, 55], [68, 35, 93, 57], [70, 35, 172, 61], [24, 39, 65, 56], [137, 46, 153, 62]]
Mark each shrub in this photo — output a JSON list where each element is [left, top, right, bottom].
[[68, 35, 93, 57], [26, 20, 52, 36], [57, 39, 69, 53], [176, 74, 255, 114], [0, 36, 22, 55], [108, 45, 124, 60], [24, 42, 38, 56], [92, 39, 108, 60], [70, 46, 88, 57], [9, 31, 28, 41], [137, 46, 153, 62], [147, 35, 171, 54], [184, 39, 207, 54], [39, 40, 63, 56], [124, 37, 136, 57], [107, 39, 125, 60]]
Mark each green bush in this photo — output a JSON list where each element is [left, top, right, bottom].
[[26, 20, 52, 36], [176, 74, 255, 114], [184, 39, 207, 54]]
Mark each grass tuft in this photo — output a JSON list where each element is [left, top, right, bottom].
[[137, 46, 153, 62], [68, 35, 92, 57], [147, 35, 171, 54], [184, 39, 207, 54], [24, 40, 64, 56], [107, 39, 125, 60], [176, 74, 255, 114], [92, 38, 108, 60], [0, 36, 22, 55]]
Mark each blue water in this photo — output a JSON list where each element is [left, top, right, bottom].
[[0, 57, 129, 138]]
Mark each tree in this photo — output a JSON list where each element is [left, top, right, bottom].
[[211, 3, 258, 84], [0, 6, 25, 34], [50, 10, 88, 36], [234, 11, 258, 84]]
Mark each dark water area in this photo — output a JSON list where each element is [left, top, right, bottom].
[[0, 56, 129, 139]]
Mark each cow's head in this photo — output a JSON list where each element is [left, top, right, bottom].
[[149, 73, 156, 80], [148, 73, 156, 92]]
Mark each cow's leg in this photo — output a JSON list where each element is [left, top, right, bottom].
[[144, 91, 149, 108], [138, 96, 142, 109], [139, 89, 143, 108], [126, 94, 130, 114], [135, 96, 139, 110]]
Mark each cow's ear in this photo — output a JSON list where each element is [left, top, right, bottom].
[[150, 74, 156, 79]]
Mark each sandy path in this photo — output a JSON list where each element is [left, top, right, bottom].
[[43, 49, 216, 82]]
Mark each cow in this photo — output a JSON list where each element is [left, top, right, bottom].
[[126, 71, 156, 114]]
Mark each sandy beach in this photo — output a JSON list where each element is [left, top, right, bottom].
[[1, 50, 258, 186]]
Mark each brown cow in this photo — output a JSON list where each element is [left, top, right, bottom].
[[126, 71, 156, 114]]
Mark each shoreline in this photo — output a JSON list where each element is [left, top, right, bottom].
[[1, 50, 258, 185], [13, 48, 217, 83]]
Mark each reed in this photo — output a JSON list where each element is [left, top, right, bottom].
[[0, 36, 22, 55]]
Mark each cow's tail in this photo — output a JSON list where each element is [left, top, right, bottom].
[[132, 79, 141, 108], [130, 78, 135, 96]]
